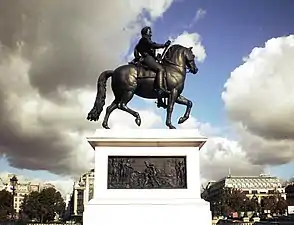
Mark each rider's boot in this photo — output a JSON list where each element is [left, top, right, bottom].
[[155, 70, 170, 96], [156, 98, 167, 109]]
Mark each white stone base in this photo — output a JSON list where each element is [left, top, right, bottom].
[[83, 198, 211, 225], [83, 129, 212, 225]]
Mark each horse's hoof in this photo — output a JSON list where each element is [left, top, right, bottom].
[[86, 114, 92, 120], [87, 109, 99, 121], [87, 117, 94, 121], [166, 123, 176, 129], [135, 117, 141, 126], [102, 123, 110, 129], [178, 116, 188, 124], [87, 116, 97, 121]]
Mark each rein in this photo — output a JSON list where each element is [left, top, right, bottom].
[[163, 57, 189, 74]]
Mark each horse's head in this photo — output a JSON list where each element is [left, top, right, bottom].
[[163, 44, 198, 74], [185, 46, 198, 74]]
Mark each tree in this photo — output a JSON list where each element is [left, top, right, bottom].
[[245, 195, 260, 217], [262, 196, 277, 214], [0, 190, 13, 221], [261, 190, 288, 215], [202, 187, 249, 217], [21, 187, 65, 222], [20, 192, 41, 221], [276, 195, 288, 215], [228, 188, 248, 213], [38, 187, 66, 222]]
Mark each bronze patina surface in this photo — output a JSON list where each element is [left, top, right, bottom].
[[87, 26, 198, 129], [108, 156, 187, 189]]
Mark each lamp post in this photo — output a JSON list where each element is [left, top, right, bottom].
[[243, 198, 248, 218], [10, 175, 18, 220], [252, 194, 259, 217]]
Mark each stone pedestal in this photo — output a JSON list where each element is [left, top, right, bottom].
[[83, 129, 212, 225]]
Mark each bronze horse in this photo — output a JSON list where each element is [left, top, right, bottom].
[[87, 44, 198, 129]]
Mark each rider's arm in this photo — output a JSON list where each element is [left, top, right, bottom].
[[134, 46, 140, 59], [151, 41, 165, 49], [143, 37, 165, 49]]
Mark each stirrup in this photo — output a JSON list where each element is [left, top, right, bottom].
[[157, 89, 170, 96]]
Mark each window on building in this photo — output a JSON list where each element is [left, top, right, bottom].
[[252, 190, 258, 194], [268, 190, 275, 194], [243, 190, 249, 194]]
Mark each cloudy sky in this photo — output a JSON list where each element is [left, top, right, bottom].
[[0, 0, 294, 195]]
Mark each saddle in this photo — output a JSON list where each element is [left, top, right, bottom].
[[128, 54, 166, 80]]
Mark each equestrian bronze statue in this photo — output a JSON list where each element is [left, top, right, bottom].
[[87, 26, 198, 129]]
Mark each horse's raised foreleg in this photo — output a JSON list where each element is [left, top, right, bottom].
[[165, 89, 178, 129], [102, 100, 118, 129], [118, 91, 141, 127], [176, 95, 193, 124]]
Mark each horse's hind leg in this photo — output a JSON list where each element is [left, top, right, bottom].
[[176, 95, 192, 124], [102, 100, 118, 129], [118, 91, 141, 127]]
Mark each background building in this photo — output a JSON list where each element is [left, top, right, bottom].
[[202, 174, 286, 203], [0, 173, 56, 216], [65, 169, 94, 222], [284, 177, 294, 209]]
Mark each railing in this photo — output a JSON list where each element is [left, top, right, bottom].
[[213, 219, 294, 225], [214, 220, 254, 225], [0, 222, 76, 225]]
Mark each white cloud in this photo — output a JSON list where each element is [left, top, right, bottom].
[[200, 137, 263, 181], [155, 31, 206, 63], [0, 0, 267, 186], [129, 0, 174, 20], [185, 8, 207, 29], [195, 8, 207, 21], [170, 31, 206, 62], [0, 0, 176, 176], [47, 179, 74, 197], [108, 109, 162, 130], [178, 116, 220, 136], [176, 116, 264, 182], [222, 35, 294, 166]]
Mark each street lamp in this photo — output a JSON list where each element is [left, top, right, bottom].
[[243, 198, 248, 218], [252, 194, 259, 217], [10, 175, 18, 220]]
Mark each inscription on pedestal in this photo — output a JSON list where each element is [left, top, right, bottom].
[[107, 156, 187, 189]]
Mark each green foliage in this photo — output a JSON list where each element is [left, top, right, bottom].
[[261, 190, 288, 215], [202, 187, 248, 216], [20, 187, 65, 223], [0, 190, 13, 221], [219, 188, 248, 215], [276, 195, 288, 214], [245, 196, 259, 212], [202, 185, 288, 217]]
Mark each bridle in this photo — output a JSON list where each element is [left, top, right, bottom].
[[162, 56, 194, 73], [160, 46, 195, 73]]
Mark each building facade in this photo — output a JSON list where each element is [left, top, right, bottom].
[[284, 178, 294, 207], [0, 173, 56, 216], [14, 182, 41, 214], [202, 174, 286, 203], [65, 169, 94, 221]]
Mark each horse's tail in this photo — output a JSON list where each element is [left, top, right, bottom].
[[87, 70, 113, 121]]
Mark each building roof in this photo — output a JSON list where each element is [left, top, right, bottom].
[[223, 175, 282, 189], [208, 174, 283, 191]]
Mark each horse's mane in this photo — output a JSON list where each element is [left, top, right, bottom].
[[163, 44, 185, 63]]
